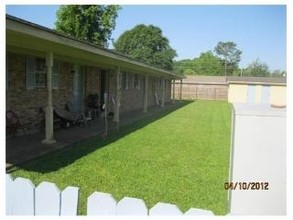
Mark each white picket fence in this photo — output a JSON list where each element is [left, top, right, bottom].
[[6, 174, 214, 216]]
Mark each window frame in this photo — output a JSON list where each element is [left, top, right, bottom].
[[128, 73, 134, 89], [26, 56, 60, 90], [134, 74, 141, 89], [122, 71, 128, 90]]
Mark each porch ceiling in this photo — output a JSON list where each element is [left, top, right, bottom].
[[6, 15, 182, 79]]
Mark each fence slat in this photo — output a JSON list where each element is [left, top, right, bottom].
[[35, 181, 61, 215], [61, 186, 79, 216], [87, 192, 116, 215], [185, 208, 214, 215], [149, 202, 183, 215], [6, 174, 14, 215], [13, 177, 35, 215], [6, 175, 215, 216], [116, 197, 148, 215]]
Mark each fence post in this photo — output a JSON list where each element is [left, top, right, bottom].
[[116, 197, 148, 215], [149, 202, 183, 215], [185, 208, 214, 215], [13, 177, 35, 215], [61, 186, 79, 216], [6, 174, 14, 215], [214, 87, 216, 100], [35, 181, 61, 215], [87, 192, 116, 215], [179, 79, 182, 100]]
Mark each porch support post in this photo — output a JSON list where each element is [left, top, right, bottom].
[[172, 79, 175, 104], [143, 75, 148, 113], [113, 66, 120, 122], [161, 77, 165, 107], [42, 51, 56, 145], [180, 79, 183, 100]]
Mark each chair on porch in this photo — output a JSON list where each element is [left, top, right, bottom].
[[65, 101, 93, 126], [54, 107, 79, 128], [6, 110, 26, 137]]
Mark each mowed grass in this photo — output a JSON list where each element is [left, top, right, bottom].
[[11, 100, 232, 215]]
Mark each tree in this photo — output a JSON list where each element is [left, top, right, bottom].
[[245, 59, 270, 77], [114, 24, 177, 70], [214, 41, 242, 76], [173, 51, 223, 76], [183, 69, 196, 75], [55, 5, 120, 47], [173, 59, 195, 75], [271, 70, 286, 78], [193, 51, 224, 75]]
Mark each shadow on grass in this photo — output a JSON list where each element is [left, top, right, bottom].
[[8, 100, 193, 174]]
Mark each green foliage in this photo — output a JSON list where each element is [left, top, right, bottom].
[[183, 68, 196, 75], [114, 24, 177, 70], [214, 41, 242, 76], [11, 101, 231, 215], [243, 59, 270, 77], [173, 59, 195, 75], [174, 51, 224, 76], [193, 51, 224, 75], [55, 5, 120, 47], [271, 70, 286, 77]]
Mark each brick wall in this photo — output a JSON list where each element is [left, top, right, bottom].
[[85, 66, 101, 96], [119, 76, 171, 112], [6, 52, 172, 132], [6, 53, 75, 130], [120, 83, 144, 113]]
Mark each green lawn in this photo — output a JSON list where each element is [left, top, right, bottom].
[[11, 100, 232, 215]]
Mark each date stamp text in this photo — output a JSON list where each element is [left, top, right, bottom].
[[224, 182, 269, 190]]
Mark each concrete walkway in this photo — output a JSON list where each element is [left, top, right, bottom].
[[6, 102, 184, 170]]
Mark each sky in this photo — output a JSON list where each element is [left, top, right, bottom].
[[5, 4, 286, 71]]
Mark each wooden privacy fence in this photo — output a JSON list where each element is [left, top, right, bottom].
[[174, 83, 228, 101], [173, 76, 228, 101], [6, 174, 214, 216]]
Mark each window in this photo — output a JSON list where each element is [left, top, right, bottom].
[[26, 56, 59, 90], [52, 61, 60, 89], [34, 58, 46, 88], [128, 73, 133, 89], [160, 78, 166, 89], [134, 74, 141, 89], [122, 72, 128, 90]]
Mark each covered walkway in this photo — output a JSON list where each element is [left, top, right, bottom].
[[6, 102, 183, 170]]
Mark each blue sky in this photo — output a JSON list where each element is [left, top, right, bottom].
[[6, 5, 286, 71]]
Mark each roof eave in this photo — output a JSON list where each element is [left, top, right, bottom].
[[6, 14, 183, 79]]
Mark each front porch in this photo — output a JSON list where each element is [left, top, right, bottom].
[[6, 102, 180, 170]]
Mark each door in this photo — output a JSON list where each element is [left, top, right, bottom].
[[73, 65, 85, 112], [261, 86, 270, 104], [247, 85, 255, 103]]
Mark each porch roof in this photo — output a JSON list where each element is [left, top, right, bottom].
[[6, 14, 182, 79]]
